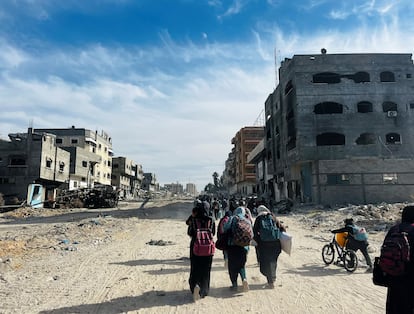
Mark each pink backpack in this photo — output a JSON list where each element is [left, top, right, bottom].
[[193, 220, 215, 256]]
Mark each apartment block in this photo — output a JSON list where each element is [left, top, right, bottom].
[[227, 126, 264, 196], [111, 156, 143, 199], [265, 52, 414, 204], [0, 128, 70, 203], [34, 126, 113, 189]]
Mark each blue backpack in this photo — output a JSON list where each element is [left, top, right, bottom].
[[349, 225, 368, 241], [259, 214, 280, 242]]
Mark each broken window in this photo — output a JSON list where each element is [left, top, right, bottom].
[[380, 71, 395, 82], [352, 72, 370, 83], [71, 138, 78, 144], [316, 133, 345, 146], [46, 158, 52, 168], [327, 174, 350, 185], [386, 133, 401, 144], [313, 72, 341, 84], [382, 101, 398, 112], [9, 156, 26, 166], [314, 102, 343, 114], [59, 162, 65, 172], [410, 103, 414, 109], [356, 133, 376, 145], [383, 173, 397, 184], [56, 138, 63, 144], [285, 80, 293, 95], [357, 101, 373, 113], [82, 161, 88, 167]]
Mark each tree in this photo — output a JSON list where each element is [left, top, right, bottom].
[[212, 172, 220, 188]]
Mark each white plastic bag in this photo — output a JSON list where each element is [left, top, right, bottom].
[[280, 231, 292, 255]]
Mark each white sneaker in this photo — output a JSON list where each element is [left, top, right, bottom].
[[193, 285, 200, 302], [242, 279, 249, 292]]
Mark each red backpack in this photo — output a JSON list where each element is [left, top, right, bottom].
[[379, 224, 414, 276], [193, 220, 215, 257]]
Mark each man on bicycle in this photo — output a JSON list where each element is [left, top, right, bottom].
[[331, 218, 373, 272]]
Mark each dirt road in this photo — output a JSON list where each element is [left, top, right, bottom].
[[0, 200, 387, 313]]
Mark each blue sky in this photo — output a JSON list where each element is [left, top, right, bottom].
[[1, 0, 414, 191]]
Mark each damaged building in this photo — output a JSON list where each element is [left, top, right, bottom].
[[0, 129, 70, 206], [261, 51, 414, 205]]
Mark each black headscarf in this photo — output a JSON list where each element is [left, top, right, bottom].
[[401, 205, 414, 223]]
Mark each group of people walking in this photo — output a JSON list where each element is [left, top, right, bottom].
[[186, 197, 285, 301], [186, 196, 414, 313]]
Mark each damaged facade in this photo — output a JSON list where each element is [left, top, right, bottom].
[[0, 129, 70, 206], [262, 52, 414, 205]]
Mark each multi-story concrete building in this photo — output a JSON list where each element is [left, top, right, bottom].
[[265, 51, 414, 204], [165, 182, 184, 195], [34, 126, 113, 189], [226, 127, 264, 196], [0, 128, 70, 204], [142, 173, 158, 193], [111, 157, 144, 199], [185, 183, 197, 196]]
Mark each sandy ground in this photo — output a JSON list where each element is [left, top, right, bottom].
[[0, 199, 392, 314]]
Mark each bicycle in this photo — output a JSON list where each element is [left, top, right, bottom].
[[322, 233, 358, 272]]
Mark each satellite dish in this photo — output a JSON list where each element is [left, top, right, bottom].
[[321, 48, 327, 54]]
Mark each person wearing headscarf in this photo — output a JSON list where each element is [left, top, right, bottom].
[[253, 205, 286, 289], [223, 206, 252, 292], [383, 205, 414, 313], [187, 201, 216, 301]]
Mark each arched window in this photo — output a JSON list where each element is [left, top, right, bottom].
[[386, 133, 401, 144], [353, 72, 370, 83], [313, 72, 341, 84], [356, 133, 376, 145], [357, 101, 373, 113], [314, 102, 343, 114], [380, 71, 395, 82], [316, 133, 345, 146], [382, 101, 398, 112]]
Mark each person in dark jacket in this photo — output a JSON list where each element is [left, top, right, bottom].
[[187, 202, 215, 301], [331, 217, 373, 271], [383, 205, 414, 314], [253, 205, 286, 288]]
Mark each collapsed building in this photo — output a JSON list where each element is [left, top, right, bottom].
[[248, 52, 414, 205]]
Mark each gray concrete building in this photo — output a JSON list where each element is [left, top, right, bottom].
[[34, 127, 113, 190], [0, 128, 70, 205], [265, 52, 414, 205], [111, 156, 144, 199]]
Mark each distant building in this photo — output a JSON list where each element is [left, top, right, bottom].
[[142, 173, 158, 192], [111, 156, 144, 199], [224, 126, 264, 197], [165, 182, 184, 195], [0, 128, 70, 204], [264, 52, 414, 204], [34, 126, 113, 189], [185, 183, 197, 196]]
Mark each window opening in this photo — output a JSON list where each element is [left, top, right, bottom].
[[382, 101, 398, 112], [380, 71, 395, 82], [314, 102, 343, 114], [316, 133, 345, 146], [383, 173, 397, 183], [357, 101, 373, 113], [356, 133, 376, 145], [313, 72, 341, 84], [327, 174, 350, 185]]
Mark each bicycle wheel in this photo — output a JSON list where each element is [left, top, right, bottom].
[[322, 244, 335, 264], [343, 250, 358, 272]]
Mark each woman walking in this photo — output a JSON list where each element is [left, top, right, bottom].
[[253, 205, 286, 288], [187, 202, 215, 301], [224, 206, 252, 292]]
